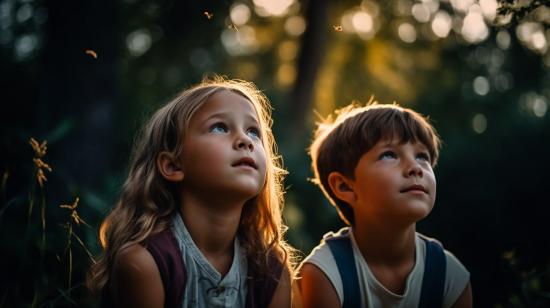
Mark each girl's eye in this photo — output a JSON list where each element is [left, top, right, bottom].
[[247, 127, 261, 139], [210, 123, 227, 133], [416, 153, 430, 162], [380, 151, 396, 160]]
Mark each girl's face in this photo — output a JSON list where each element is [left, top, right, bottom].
[[180, 91, 267, 201]]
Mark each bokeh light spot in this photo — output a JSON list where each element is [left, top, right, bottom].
[[14, 33, 37, 60], [496, 28, 511, 49], [533, 97, 548, 117], [352, 11, 373, 34], [462, 10, 489, 43], [472, 114, 487, 133], [412, 4, 430, 23], [276, 64, 296, 87], [361, 0, 380, 17], [230, 3, 251, 26], [253, 0, 294, 16], [126, 29, 152, 57], [473, 76, 489, 95], [398, 23, 417, 43], [16, 4, 32, 24], [278, 40, 298, 61], [284, 16, 306, 36], [432, 10, 452, 38], [479, 0, 497, 22]]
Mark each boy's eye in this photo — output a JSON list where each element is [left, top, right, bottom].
[[379, 151, 396, 160], [247, 127, 261, 139], [210, 123, 227, 133], [416, 153, 430, 162]]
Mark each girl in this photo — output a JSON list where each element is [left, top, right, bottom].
[[87, 74, 294, 308]]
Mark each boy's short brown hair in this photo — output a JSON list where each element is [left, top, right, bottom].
[[309, 102, 441, 226]]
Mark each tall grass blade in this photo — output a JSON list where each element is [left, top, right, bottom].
[[0, 285, 9, 308], [38, 284, 82, 308]]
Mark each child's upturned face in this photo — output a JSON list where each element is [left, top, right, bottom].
[[180, 91, 267, 201], [352, 138, 436, 223]]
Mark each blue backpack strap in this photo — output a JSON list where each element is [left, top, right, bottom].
[[419, 237, 447, 308], [325, 229, 361, 308]]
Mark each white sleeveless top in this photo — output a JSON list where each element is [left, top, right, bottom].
[[171, 213, 249, 308], [302, 228, 470, 308]]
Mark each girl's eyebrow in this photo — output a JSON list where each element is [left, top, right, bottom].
[[201, 112, 227, 124], [201, 112, 260, 126]]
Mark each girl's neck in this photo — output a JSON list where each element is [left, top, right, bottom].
[[352, 219, 417, 267], [179, 193, 243, 257]]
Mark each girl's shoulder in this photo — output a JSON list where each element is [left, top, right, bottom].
[[109, 242, 165, 306]]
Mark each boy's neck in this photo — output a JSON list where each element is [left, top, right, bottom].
[[352, 220, 417, 267]]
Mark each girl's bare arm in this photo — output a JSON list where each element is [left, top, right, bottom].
[[267, 266, 292, 308], [110, 244, 165, 308], [301, 263, 341, 308]]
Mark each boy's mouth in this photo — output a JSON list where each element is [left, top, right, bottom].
[[401, 184, 427, 194]]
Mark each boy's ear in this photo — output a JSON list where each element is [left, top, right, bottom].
[[327, 172, 357, 204], [157, 151, 184, 182]]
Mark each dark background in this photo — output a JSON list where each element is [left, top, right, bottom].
[[1, 0, 550, 307]]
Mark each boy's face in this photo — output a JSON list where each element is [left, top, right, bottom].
[[352, 138, 436, 224]]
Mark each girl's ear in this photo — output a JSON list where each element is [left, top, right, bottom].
[[327, 172, 357, 204], [157, 151, 184, 182]]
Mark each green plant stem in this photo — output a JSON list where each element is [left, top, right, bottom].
[[15, 165, 37, 300], [68, 221, 72, 308], [31, 191, 47, 308]]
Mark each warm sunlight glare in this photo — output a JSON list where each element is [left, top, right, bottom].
[[450, 0, 474, 13], [352, 11, 373, 34], [431, 11, 452, 38], [462, 8, 489, 43], [253, 0, 294, 16], [479, 0, 497, 22]]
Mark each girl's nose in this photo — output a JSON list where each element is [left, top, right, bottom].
[[236, 135, 254, 151]]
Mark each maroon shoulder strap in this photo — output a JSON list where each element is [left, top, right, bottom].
[[98, 227, 186, 308], [144, 227, 187, 308], [245, 254, 284, 308]]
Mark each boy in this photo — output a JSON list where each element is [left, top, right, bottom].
[[298, 103, 471, 308]]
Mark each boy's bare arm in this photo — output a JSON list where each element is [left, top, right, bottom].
[[450, 281, 472, 308], [301, 263, 341, 308], [110, 243, 165, 308], [267, 266, 292, 308]]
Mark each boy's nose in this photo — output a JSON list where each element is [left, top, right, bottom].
[[404, 164, 423, 178]]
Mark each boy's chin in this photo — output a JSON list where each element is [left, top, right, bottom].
[[399, 204, 433, 222]]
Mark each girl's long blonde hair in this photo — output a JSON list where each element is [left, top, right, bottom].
[[87, 74, 294, 297]]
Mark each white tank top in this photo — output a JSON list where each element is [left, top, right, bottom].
[[301, 228, 470, 308]]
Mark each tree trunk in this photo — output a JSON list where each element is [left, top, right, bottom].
[[290, 0, 328, 143]]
